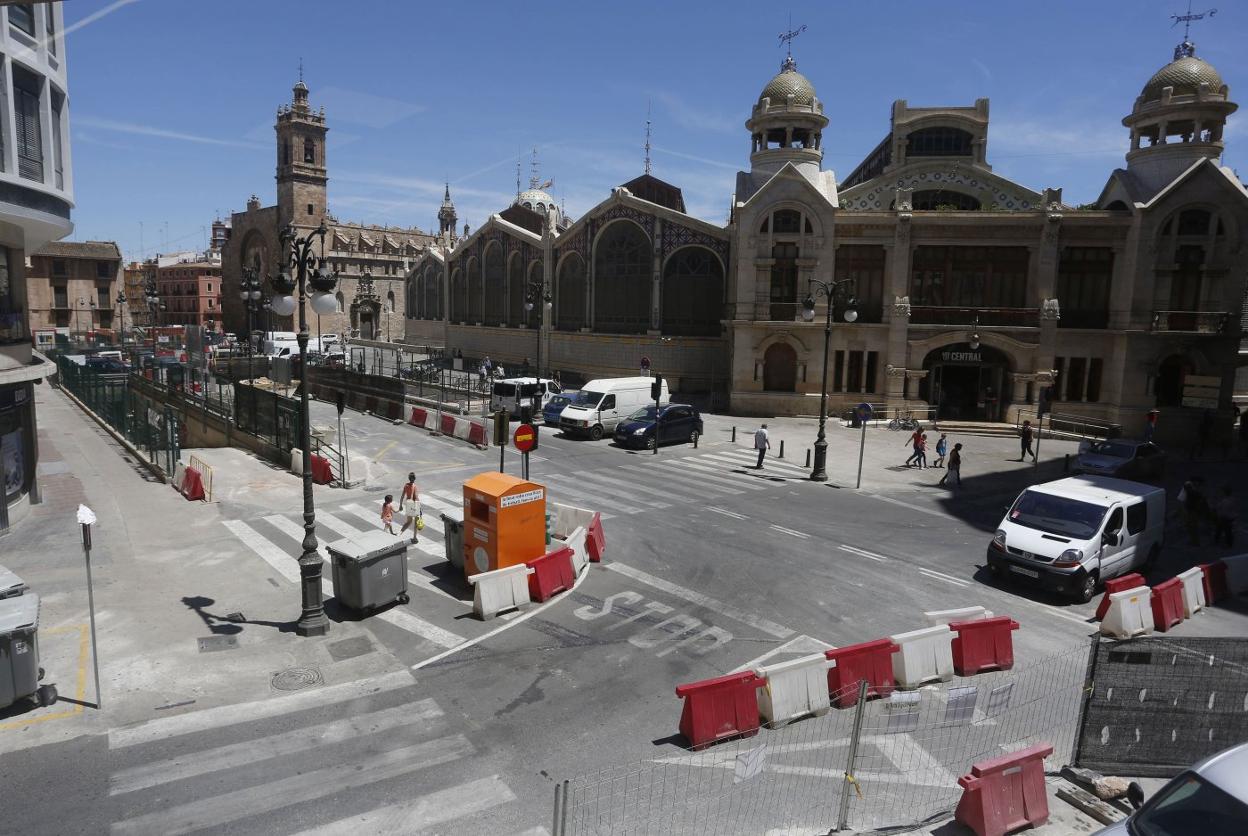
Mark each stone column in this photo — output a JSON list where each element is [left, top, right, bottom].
[[884, 201, 913, 403], [1033, 191, 1062, 414], [649, 216, 662, 333]]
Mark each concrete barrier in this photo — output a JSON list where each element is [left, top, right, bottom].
[[551, 502, 595, 539], [1099, 586, 1154, 639], [755, 652, 833, 725], [924, 606, 993, 627], [890, 625, 955, 688], [1177, 567, 1207, 618], [290, 447, 304, 476], [467, 564, 533, 620], [565, 525, 590, 575]]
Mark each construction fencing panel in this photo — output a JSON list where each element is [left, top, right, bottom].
[[1075, 636, 1248, 778], [555, 645, 1091, 835]]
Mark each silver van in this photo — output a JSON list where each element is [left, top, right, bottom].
[[987, 475, 1165, 602]]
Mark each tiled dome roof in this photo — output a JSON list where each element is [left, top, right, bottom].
[[1142, 55, 1224, 101], [759, 56, 815, 107]]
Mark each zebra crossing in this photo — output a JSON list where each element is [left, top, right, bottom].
[[105, 672, 545, 835]]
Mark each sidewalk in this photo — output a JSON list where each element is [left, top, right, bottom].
[[0, 385, 409, 753]]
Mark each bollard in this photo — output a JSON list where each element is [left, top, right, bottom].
[[805, 449, 811, 468], [731, 426, 736, 443], [693, 431, 699, 448], [778, 439, 785, 459], [1063, 453, 1070, 473]]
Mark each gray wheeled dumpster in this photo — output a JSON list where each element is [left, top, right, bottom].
[[327, 530, 410, 612], [0, 593, 55, 710]]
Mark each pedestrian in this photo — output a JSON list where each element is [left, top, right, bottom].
[[1179, 477, 1207, 545], [1019, 420, 1036, 462], [398, 472, 422, 543], [477, 361, 487, 388], [1214, 485, 1237, 548], [904, 426, 924, 467], [754, 422, 771, 469], [916, 432, 929, 469], [483, 355, 492, 377], [381, 494, 397, 535], [552, 369, 562, 387], [933, 433, 948, 468], [1144, 409, 1158, 442], [939, 443, 963, 488]]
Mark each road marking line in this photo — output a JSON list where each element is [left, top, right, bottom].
[[292, 774, 516, 836], [616, 463, 744, 496], [0, 624, 89, 732], [657, 459, 766, 490], [770, 524, 811, 539], [108, 669, 416, 749], [263, 514, 331, 561], [576, 469, 697, 502], [865, 492, 948, 519], [110, 700, 444, 796], [729, 634, 834, 674], [222, 520, 300, 583], [375, 606, 465, 648], [543, 474, 659, 513], [605, 562, 795, 639], [707, 506, 748, 520], [317, 510, 362, 539], [372, 439, 398, 462], [109, 735, 475, 836], [550, 471, 674, 506], [428, 490, 463, 507], [710, 450, 810, 475], [838, 544, 888, 562], [918, 567, 970, 587]]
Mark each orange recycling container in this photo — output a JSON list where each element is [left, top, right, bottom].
[[462, 472, 547, 577]]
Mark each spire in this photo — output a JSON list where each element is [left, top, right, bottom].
[[778, 16, 806, 63], [644, 100, 652, 176], [516, 151, 522, 199], [529, 147, 541, 190], [1170, 3, 1215, 59]]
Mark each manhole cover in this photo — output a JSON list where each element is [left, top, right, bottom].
[[271, 667, 323, 691], [197, 636, 239, 653]]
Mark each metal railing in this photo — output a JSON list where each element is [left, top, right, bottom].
[[909, 306, 1039, 327], [1150, 310, 1229, 334], [1015, 408, 1122, 439]]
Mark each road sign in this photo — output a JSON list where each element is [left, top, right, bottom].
[[514, 423, 538, 453], [855, 402, 873, 422]]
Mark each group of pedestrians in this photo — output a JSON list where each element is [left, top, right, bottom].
[[899, 427, 962, 487], [380, 472, 423, 543], [1178, 476, 1238, 548]]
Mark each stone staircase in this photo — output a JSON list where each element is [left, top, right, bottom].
[[929, 420, 1020, 438]]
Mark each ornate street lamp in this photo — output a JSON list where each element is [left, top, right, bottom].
[[239, 266, 264, 433], [267, 222, 339, 637], [115, 292, 127, 346], [523, 280, 552, 403], [802, 278, 857, 482]]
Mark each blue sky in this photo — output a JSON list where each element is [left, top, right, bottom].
[[65, 0, 1247, 261]]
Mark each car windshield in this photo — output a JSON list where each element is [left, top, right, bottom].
[[1086, 440, 1136, 459], [628, 406, 658, 421], [575, 390, 604, 407], [1130, 773, 1248, 836], [547, 395, 571, 409], [492, 382, 516, 397], [1007, 490, 1108, 539]]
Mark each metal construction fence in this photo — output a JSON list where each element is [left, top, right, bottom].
[[554, 644, 1093, 835]]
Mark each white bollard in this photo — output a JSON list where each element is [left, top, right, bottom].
[[923, 606, 993, 627], [565, 526, 590, 576], [890, 625, 954, 689], [1176, 567, 1206, 618], [755, 652, 833, 725], [172, 461, 188, 492], [290, 447, 304, 476], [467, 564, 533, 620], [1100, 586, 1154, 639]]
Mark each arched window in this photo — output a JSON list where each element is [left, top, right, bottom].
[[1177, 209, 1212, 236], [1105, 200, 1129, 211], [334, 291, 344, 313], [1156, 354, 1194, 407], [763, 343, 798, 392], [426, 266, 442, 320], [483, 243, 505, 325], [661, 246, 724, 336], [303, 139, 315, 164], [906, 127, 973, 157], [773, 210, 801, 235], [912, 190, 981, 210], [466, 256, 482, 322], [556, 253, 586, 331], [450, 267, 466, 322], [593, 221, 650, 334], [406, 276, 417, 318], [507, 252, 525, 326], [386, 290, 395, 313], [1169, 245, 1204, 310]]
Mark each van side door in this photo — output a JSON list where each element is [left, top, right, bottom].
[[1124, 501, 1149, 569], [1099, 506, 1132, 579], [598, 394, 617, 428]]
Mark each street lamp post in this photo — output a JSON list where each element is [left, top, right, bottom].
[[267, 222, 339, 637], [116, 292, 128, 347], [239, 267, 264, 433], [802, 278, 857, 482], [523, 279, 552, 413]]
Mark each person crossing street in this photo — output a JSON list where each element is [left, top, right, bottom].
[[754, 423, 771, 469]]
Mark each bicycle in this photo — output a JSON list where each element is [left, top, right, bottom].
[[888, 409, 920, 432]]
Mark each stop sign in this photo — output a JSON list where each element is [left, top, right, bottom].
[[513, 423, 538, 453]]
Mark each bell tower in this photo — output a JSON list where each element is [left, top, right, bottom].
[[276, 74, 328, 229]]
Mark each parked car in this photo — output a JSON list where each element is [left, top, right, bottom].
[[1076, 438, 1167, 482], [543, 391, 578, 427], [613, 404, 703, 449], [987, 475, 1166, 602], [1092, 741, 1248, 836]]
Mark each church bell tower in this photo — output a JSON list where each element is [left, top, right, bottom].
[[276, 75, 328, 229]]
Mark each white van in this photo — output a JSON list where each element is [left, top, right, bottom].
[[559, 376, 669, 440], [491, 377, 562, 417], [987, 475, 1166, 602]]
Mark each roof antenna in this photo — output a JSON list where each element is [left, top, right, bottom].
[[1170, 1, 1215, 58], [298, 57, 304, 83], [529, 146, 540, 190], [644, 100, 652, 176], [516, 150, 522, 199]]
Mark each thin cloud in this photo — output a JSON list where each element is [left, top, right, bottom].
[[990, 118, 1127, 158], [654, 146, 739, 171], [62, 0, 141, 39], [652, 91, 737, 135], [312, 87, 424, 130], [970, 58, 993, 83], [75, 116, 265, 149]]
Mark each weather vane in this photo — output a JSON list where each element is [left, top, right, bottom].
[[1171, 1, 1216, 47], [779, 15, 806, 59]]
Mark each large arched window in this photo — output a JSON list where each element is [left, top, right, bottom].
[[507, 252, 525, 327], [406, 275, 418, 318], [466, 256, 482, 323], [386, 290, 395, 313], [426, 265, 442, 320], [1169, 245, 1204, 311], [303, 139, 316, 164], [334, 291, 344, 313], [450, 267, 466, 322], [483, 243, 505, 325], [770, 242, 799, 320], [911, 190, 980, 211], [1177, 209, 1212, 236], [556, 253, 586, 331], [763, 342, 798, 392], [593, 220, 651, 334], [661, 246, 724, 336], [1156, 354, 1195, 407]]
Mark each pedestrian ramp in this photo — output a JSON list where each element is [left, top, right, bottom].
[[106, 672, 545, 835]]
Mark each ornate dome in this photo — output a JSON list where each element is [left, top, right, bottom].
[[759, 56, 815, 107], [517, 188, 555, 211], [1141, 51, 1224, 101]]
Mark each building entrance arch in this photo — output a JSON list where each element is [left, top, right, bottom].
[[922, 342, 1012, 422], [763, 342, 797, 392]]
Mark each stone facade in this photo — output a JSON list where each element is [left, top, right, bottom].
[[220, 81, 434, 341], [155, 259, 221, 330], [26, 240, 122, 336], [405, 39, 1248, 444]]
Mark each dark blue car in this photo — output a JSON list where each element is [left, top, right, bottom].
[[613, 404, 702, 449], [543, 391, 577, 427]]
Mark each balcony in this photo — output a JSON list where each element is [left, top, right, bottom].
[[1151, 310, 1229, 334], [909, 306, 1039, 328], [1058, 310, 1109, 329]]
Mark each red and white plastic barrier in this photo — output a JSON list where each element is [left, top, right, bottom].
[[890, 625, 955, 688], [955, 742, 1053, 836], [755, 652, 833, 725], [1177, 567, 1206, 618], [468, 564, 532, 620], [1100, 586, 1153, 638], [408, 407, 487, 447], [924, 606, 992, 627]]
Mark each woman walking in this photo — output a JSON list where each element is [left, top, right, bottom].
[[398, 472, 421, 543]]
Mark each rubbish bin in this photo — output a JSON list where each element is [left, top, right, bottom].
[[0, 565, 27, 599], [441, 509, 464, 571], [327, 530, 409, 612], [0, 593, 55, 710]]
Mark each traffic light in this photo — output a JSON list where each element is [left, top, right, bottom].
[[651, 375, 663, 402], [492, 409, 509, 446], [519, 404, 533, 426]]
